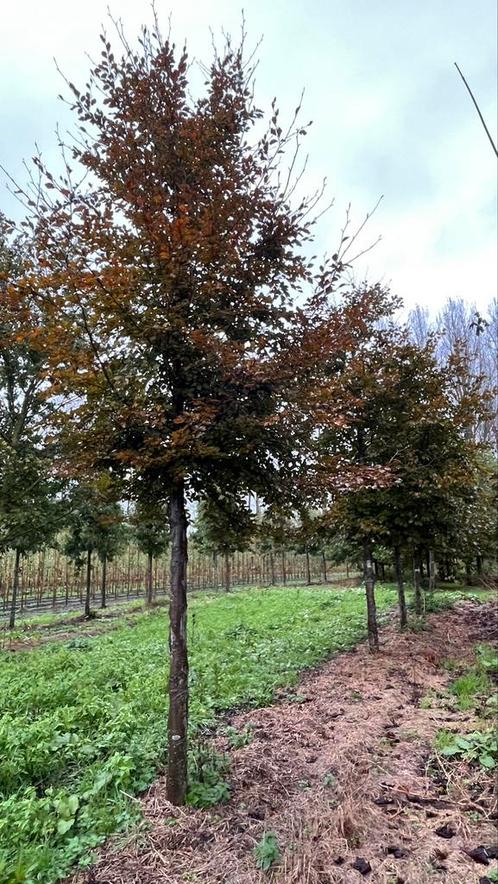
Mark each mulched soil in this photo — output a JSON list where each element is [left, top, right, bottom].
[[71, 600, 498, 884]]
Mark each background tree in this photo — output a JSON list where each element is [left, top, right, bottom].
[[132, 498, 170, 605], [191, 495, 254, 592], [64, 479, 123, 617], [291, 509, 328, 585], [0, 214, 62, 627]]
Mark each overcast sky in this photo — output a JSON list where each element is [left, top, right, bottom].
[[1, 0, 496, 314]]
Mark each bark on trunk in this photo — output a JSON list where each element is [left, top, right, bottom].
[[476, 554, 483, 575], [101, 553, 107, 609], [8, 547, 21, 630], [428, 549, 435, 592], [84, 548, 92, 619], [413, 547, 424, 616], [167, 479, 189, 806], [305, 548, 311, 585], [363, 540, 379, 652], [321, 550, 327, 584], [281, 551, 287, 585], [224, 552, 231, 592], [146, 550, 154, 605], [270, 549, 276, 586], [394, 545, 407, 629]]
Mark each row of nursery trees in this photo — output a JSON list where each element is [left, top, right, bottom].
[[0, 17, 496, 805]]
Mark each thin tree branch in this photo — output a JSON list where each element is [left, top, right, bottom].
[[454, 62, 498, 158]]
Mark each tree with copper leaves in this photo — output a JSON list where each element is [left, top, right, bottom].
[[13, 17, 384, 803]]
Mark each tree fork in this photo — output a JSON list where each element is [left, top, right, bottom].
[[167, 477, 189, 805]]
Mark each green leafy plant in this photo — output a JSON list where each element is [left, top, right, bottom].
[[254, 832, 280, 871], [186, 743, 231, 808], [224, 725, 254, 749], [477, 643, 498, 674], [437, 729, 497, 769]]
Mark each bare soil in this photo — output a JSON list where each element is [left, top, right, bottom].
[[72, 600, 498, 884]]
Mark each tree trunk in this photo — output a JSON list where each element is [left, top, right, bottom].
[[84, 548, 92, 618], [224, 552, 231, 592], [167, 478, 189, 806], [281, 550, 287, 585], [101, 553, 107, 608], [476, 554, 483, 575], [8, 547, 21, 631], [413, 547, 424, 616], [363, 540, 379, 652], [305, 548, 311, 585], [465, 560, 472, 585], [428, 549, 436, 592], [321, 550, 327, 584], [270, 549, 276, 585], [146, 551, 154, 605], [394, 545, 407, 629]]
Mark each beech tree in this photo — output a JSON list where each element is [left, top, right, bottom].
[[13, 19, 379, 804]]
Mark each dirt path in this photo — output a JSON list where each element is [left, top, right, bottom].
[[74, 600, 497, 884]]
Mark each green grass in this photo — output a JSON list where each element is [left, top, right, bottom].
[[0, 585, 398, 883], [450, 670, 492, 709]]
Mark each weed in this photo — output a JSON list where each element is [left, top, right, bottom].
[[254, 832, 280, 871], [441, 658, 459, 672], [450, 670, 491, 710], [186, 743, 231, 808], [420, 692, 436, 709], [322, 772, 337, 787], [477, 643, 498, 675], [437, 729, 497, 769], [224, 725, 253, 749]]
